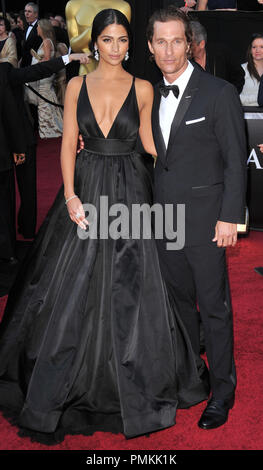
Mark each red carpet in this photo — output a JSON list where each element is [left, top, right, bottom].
[[0, 138, 262, 450]]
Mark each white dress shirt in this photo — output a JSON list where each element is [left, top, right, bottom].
[[26, 19, 38, 40], [159, 61, 194, 148]]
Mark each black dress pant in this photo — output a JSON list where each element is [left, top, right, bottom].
[[156, 239, 237, 401], [15, 144, 37, 238], [0, 169, 16, 259]]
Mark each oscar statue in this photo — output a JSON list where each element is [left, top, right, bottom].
[[65, 0, 131, 75]]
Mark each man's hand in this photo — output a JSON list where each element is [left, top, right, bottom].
[[69, 53, 91, 64], [13, 153, 26, 165], [212, 221, 237, 247]]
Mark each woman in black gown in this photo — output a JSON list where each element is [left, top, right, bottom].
[[0, 9, 209, 445]]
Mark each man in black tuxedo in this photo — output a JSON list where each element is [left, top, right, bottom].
[[0, 77, 26, 261], [148, 6, 247, 429], [0, 53, 89, 240], [21, 3, 41, 68]]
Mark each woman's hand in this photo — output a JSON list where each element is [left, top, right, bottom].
[[66, 196, 89, 230]]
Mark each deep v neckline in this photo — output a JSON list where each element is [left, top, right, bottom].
[[85, 77, 134, 139]]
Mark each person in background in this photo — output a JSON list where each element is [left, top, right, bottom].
[[7, 13, 25, 61], [0, 75, 26, 264], [0, 51, 89, 240], [240, 33, 263, 106], [17, 11, 28, 32], [197, 0, 237, 9], [21, 2, 41, 68], [0, 17, 17, 67], [190, 20, 244, 93], [27, 19, 63, 138], [163, 1, 197, 11], [54, 15, 67, 29]]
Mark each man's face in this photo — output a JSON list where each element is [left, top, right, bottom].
[[191, 38, 205, 60], [148, 20, 189, 82], [24, 4, 38, 24]]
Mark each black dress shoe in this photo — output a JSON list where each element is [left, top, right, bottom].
[[254, 267, 263, 276], [198, 396, 235, 430]]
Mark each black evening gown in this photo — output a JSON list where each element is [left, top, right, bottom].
[[0, 76, 209, 445]]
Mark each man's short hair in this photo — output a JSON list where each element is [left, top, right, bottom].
[[25, 2, 39, 15], [190, 20, 207, 45], [147, 5, 192, 45]]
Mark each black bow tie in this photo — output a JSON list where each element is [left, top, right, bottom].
[[159, 83, 179, 99]]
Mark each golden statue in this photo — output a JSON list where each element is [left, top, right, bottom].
[[65, 0, 131, 75]]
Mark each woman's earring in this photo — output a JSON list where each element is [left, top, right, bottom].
[[124, 51, 129, 61], [94, 46, 99, 61]]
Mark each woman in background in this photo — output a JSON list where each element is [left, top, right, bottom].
[[240, 33, 263, 106], [17, 11, 28, 32], [0, 17, 17, 67], [28, 19, 63, 138]]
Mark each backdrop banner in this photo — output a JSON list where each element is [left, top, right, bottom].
[[244, 107, 263, 230]]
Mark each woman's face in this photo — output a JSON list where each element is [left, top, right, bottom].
[[0, 21, 7, 36], [95, 23, 129, 65], [17, 17, 24, 30], [251, 38, 263, 62]]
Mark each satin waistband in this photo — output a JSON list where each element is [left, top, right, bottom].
[[83, 137, 136, 155]]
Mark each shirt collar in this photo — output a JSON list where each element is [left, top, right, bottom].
[[28, 19, 38, 27]]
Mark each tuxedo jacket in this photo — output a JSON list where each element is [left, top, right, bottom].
[[152, 66, 247, 246], [0, 76, 26, 172], [0, 58, 66, 148], [21, 23, 42, 68]]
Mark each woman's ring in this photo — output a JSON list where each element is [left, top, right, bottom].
[[75, 212, 81, 219]]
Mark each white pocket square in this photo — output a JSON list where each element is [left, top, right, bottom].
[[185, 117, 206, 125]]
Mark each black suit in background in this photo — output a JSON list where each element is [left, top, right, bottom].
[[205, 42, 245, 94], [0, 58, 67, 238], [20, 23, 42, 68], [258, 74, 263, 107], [152, 66, 247, 401], [0, 78, 26, 259]]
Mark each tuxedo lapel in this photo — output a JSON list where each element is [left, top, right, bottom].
[[152, 82, 166, 166], [26, 23, 37, 42], [166, 67, 201, 160]]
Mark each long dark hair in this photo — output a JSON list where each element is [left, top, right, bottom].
[[89, 8, 132, 58], [247, 33, 263, 82]]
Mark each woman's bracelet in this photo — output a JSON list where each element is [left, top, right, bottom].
[[65, 194, 78, 205]]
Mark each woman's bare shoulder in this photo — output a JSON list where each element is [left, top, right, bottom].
[[134, 77, 153, 94], [66, 75, 84, 98], [134, 78, 154, 107]]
